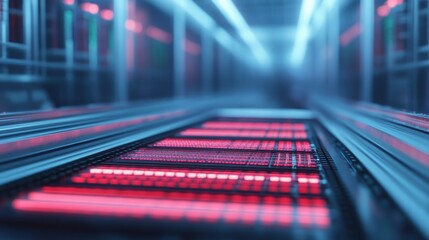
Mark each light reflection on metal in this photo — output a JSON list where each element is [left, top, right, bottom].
[[212, 0, 270, 65], [125, 19, 143, 33], [184, 39, 200, 55], [100, 9, 114, 21], [0, 111, 186, 155], [290, 0, 316, 65], [147, 26, 172, 43], [377, 0, 404, 17], [63, 0, 74, 5], [80, 3, 99, 15], [340, 23, 361, 46], [172, 0, 215, 30]]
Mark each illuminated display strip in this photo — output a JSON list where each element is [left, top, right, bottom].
[[13, 190, 330, 228], [151, 139, 312, 152], [114, 149, 317, 169], [179, 129, 308, 139], [277, 141, 294, 151], [272, 153, 317, 168], [151, 138, 276, 151], [201, 121, 306, 130], [295, 141, 312, 152], [117, 148, 272, 166], [69, 166, 321, 194], [10, 116, 333, 232]]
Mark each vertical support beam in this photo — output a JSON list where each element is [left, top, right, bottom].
[[113, 0, 128, 102], [360, 0, 374, 101], [89, 17, 99, 103], [410, 0, 418, 111], [173, 7, 185, 98], [329, 1, 340, 95], [24, 0, 32, 68], [41, 0, 47, 78], [64, 7, 75, 105], [31, 0, 39, 66], [1, 0, 9, 60], [23, 0, 33, 102], [202, 31, 213, 94]]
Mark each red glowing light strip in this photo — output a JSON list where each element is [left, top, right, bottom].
[[179, 129, 307, 139], [125, 19, 143, 33], [277, 141, 294, 151], [202, 122, 306, 130], [86, 166, 319, 181], [340, 23, 361, 46], [377, 0, 404, 17], [100, 9, 114, 21], [352, 119, 429, 166], [13, 191, 329, 227], [118, 148, 272, 166], [272, 153, 317, 168], [296, 153, 318, 168], [39, 186, 324, 205], [71, 168, 312, 193], [87, 167, 277, 181], [69, 166, 321, 193], [151, 138, 276, 151], [185, 39, 201, 55], [116, 149, 317, 168], [40, 187, 293, 204], [295, 141, 312, 152], [0, 110, 186, 155], [63, 0, 74, 5], [146, 26, 172, 43], [81, 3, 99, 14]]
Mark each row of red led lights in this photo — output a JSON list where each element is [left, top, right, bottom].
[[85, 167, 320, 184], [151, 138, 312, 152], [70, 167, 321, 194], [201, 121, 306, 130], [180, 129, 308, 139], [12, 120, 329, 228], [39, 187, 326, 205], [119, 150, 317, 168], [13, 190, 329, 227]]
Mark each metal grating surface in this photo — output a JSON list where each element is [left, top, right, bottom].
[[10, 117, 346, 238]]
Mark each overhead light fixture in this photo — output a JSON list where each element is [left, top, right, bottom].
[[214, 28, 232, 48], [290, 0, 317, 65], [173, 0, 215, 30], [212, 0, 270, 65], [312, 0, 335, 33], [162, 0, 252, 65]]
